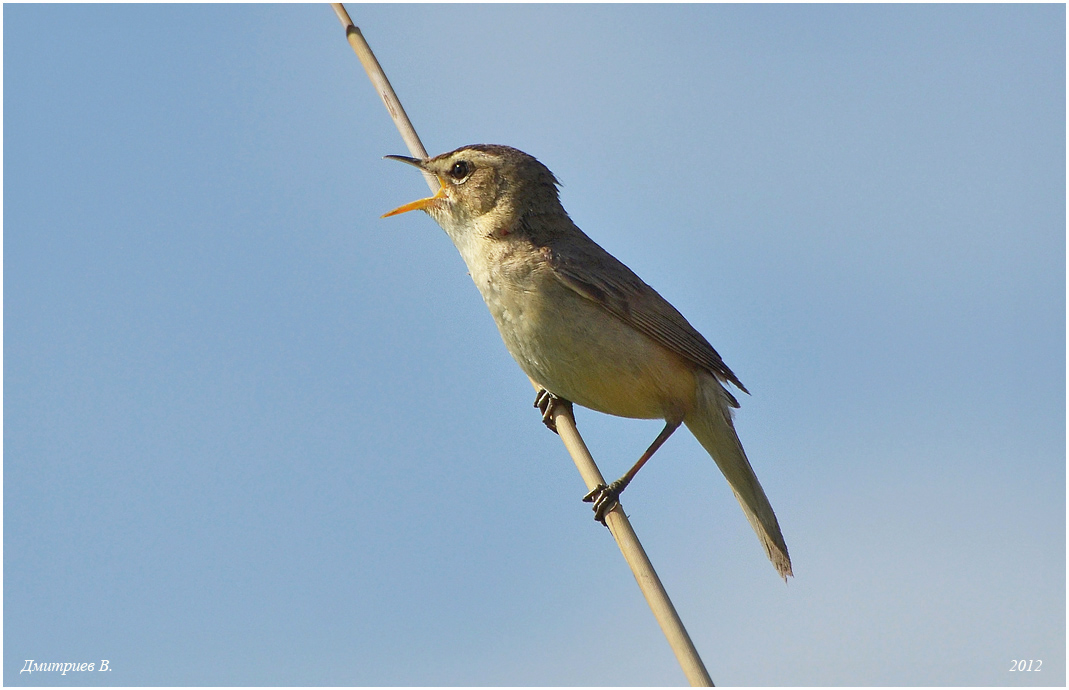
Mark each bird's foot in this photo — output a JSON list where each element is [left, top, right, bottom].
[[533, 388, 565, 434], [582, 480, 626, 525]]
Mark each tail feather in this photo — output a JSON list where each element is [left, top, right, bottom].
[[685, 374, 792, 579]]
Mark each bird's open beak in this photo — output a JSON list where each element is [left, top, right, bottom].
[[381, 188, 445, 217], [382, 155, 445, 217]]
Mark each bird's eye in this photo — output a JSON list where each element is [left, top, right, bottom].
[[449, 161, 471, 180]]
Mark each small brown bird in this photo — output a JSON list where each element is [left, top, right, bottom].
[[384, 144, 791, 579]]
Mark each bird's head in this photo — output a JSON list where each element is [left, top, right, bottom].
[[382, 145, 562, 235]]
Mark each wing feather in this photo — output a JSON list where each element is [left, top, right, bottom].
[[543, 236, 747, 404]]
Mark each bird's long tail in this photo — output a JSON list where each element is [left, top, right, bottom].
[[684, 374, 792, 579]]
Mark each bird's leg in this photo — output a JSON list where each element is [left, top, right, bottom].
[[533, 388, 570, 434], [583, 419, 682, 524]]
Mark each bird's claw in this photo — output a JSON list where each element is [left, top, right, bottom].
[[582, 481, 623, 525], [533, 388, 564, 434]]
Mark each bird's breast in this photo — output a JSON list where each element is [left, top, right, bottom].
[[470, 248, 695, 421]]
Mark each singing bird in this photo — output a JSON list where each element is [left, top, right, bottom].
[[384, 144, 791, 579]]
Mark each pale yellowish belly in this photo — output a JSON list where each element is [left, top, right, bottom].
[[482, 273, 697, 421]]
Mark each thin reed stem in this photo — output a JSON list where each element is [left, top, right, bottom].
[[330, 5, 713, 684]]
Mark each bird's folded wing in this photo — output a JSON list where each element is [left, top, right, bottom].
[[543, 236, 747, 402]]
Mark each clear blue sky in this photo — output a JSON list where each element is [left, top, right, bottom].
[[5, 4, 1064, 686]]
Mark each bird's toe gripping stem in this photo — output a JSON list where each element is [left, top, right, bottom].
[[582, 479, 626, 526], [533, 388, 567, 434]]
